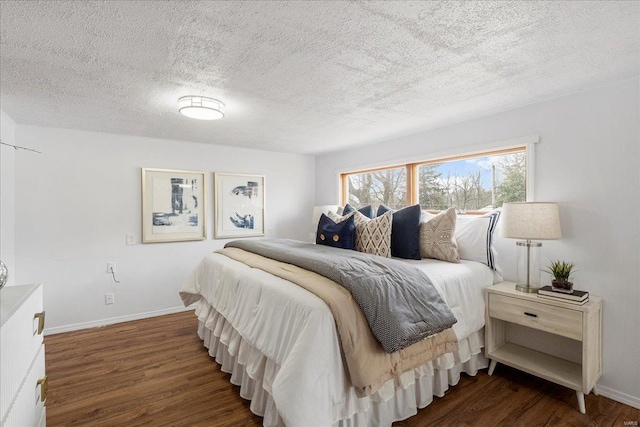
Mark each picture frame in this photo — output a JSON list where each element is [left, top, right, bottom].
[[214, 172, 265, 239], [141, 168, 206, 243]]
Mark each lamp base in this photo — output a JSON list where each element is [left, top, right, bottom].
[[514, 240, 542, 293], [515, 284, 541, 293]]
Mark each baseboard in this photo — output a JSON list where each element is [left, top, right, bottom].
[[597, 385, 640, 410], [43, 305, 195, 336]]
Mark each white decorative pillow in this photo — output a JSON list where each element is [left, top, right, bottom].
[[419, 207, 460, 263], [421, 210, 435, 222], [328, 210, 392, 257], [455, 210, 501, 271]]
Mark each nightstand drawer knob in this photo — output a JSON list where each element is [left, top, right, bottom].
[[524, 312, 538, 318]]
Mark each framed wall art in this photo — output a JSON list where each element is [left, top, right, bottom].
[[214, 172, 265, 239], [141, 168, 206, 243]]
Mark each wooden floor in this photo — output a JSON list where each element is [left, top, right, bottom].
[[45, 311, 639, 427]]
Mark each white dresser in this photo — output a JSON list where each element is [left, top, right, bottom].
[[1, 284, 47, 427]]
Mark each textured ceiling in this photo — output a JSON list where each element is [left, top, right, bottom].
[[1, 1, 638, 154]]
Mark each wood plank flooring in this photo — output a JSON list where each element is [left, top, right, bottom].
[[45, 311, 639, 426]]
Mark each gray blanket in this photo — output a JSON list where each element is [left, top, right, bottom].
[[225, 238, 457, 353]]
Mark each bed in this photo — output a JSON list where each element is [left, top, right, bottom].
[[180, 230, 501, 426]]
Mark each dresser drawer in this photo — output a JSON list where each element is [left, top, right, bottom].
[[0, 284, 45, 421], [3, 344, 47, 427], [489, 293, 583, 340]]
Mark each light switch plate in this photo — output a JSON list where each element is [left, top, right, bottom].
[[126, 233, 135, 245]]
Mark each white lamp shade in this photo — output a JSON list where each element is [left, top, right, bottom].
[[501, 202, 561, 240], [178, 96, 225, 120], [312, 205, 339, 226]]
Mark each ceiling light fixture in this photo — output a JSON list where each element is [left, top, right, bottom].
[[178, 95, 225, 120]]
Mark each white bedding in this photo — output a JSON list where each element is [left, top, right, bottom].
[[181, 252, 499, 426], [401, 258, 501, 342]]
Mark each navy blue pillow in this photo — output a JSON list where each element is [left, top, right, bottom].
[[316, 214, 356, 250], [343, 203, 374, 219], [377, 204, 421, 259]]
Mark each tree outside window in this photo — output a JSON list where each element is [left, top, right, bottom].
[[347, 167, 406, 210], [418, 151, 526, 212]]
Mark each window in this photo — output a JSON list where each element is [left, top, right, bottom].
[[341, 146, 527, 214], [343, 166, 407, 210]]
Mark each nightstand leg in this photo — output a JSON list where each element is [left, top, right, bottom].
[[576, 391, 586, 414], [592, 385, 599, 396], [488, 360, 497, 376]]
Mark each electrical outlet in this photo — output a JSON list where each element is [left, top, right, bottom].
[[267, 228, 274, 237], [107, 262, 116, 274], [105, 293, 114, 305], [126, 233, 135, 246]]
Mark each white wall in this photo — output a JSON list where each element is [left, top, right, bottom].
[[14, 126, 315, 332], [316, 77, 640, 406], [0, 110, 17, 286]]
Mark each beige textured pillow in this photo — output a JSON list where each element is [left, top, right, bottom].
[[327, 210, 356, 223], [419, 207, 460, 263], [328, 210, 392, 257]]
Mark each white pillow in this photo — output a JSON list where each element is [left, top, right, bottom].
[[421, 210, 435, 222], [455, 210, 501, 272]]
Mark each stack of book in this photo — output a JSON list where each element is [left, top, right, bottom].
[[537, 286, 589, 305]]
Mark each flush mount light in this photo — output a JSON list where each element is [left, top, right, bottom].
[[178, 96, 225, 120]]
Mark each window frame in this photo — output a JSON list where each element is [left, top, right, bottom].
[[339, 142, 535, 214]]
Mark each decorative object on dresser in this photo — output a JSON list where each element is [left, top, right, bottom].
[[141, 168, 207, 243], [0, 284, 47, 426], [544, 260, 576, 293], [485, 282, 602, 414], [214, 172, 265, 239], [500, 202, 562, 293], [0, 260, 7, 289], [538, 285, 589, 305]]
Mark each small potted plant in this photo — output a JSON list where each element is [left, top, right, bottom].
[[544, 260, 576, 294]]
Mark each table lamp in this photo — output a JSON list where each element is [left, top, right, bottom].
[[501, 202, 561, 293]]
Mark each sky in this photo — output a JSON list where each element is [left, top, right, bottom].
[[429, 156, 504, 190]]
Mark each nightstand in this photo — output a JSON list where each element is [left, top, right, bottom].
[[484, 282, 602, 414]]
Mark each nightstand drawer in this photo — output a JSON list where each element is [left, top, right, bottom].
[[489, 293, 583, 340]]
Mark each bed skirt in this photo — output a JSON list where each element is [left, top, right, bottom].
[[195, 299, 489, 427]]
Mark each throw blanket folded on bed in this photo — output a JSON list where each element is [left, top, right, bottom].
[[216, 245, 459, 397], [225, 238, 457, 353]]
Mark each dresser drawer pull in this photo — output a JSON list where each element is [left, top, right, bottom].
[[37, 375, 48, 402], [524, 312, 538, 318], [34, 311, 46, 335]]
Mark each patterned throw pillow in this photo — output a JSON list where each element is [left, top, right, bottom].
[[419, 207, 460, 263], [328, 210, 392, 257]]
